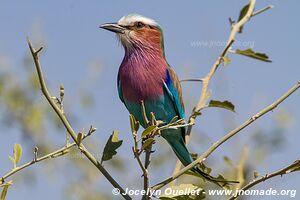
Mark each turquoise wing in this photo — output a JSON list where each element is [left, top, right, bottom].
[[163, 67, 185, 119]]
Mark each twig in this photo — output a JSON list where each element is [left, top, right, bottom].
[[132, 147, 148, 181], [228, 160, 300, 200], [180, 78, 203, 83], [252, 5, 273, 17], [27, 39, 131, 200], [171, 0, 257, 180], [190, 0, 256, 120], [1, 127, 95, 185], [131, 125, 150, 200], [143, 147, 151, 200], [151, 81, 300, 190], [141, 100, 149, 125], [1, 143, 73, 184], [141, 109, 155, 200]]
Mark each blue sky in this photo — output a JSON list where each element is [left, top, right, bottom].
[[0, 0, 299, 199]]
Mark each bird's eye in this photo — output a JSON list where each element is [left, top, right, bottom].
[[136, 22, 145, 28]]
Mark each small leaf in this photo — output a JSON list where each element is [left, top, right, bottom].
[[135, 122, 140, 133], [197, 162, 211, 174], [77, 132, 83, 145], [101, 131, 123, 163], [208, 100, 235, 112], [206, 167, 212, 174], [129, 114, 140, 134], [223, 56, 231, 66], [13, 144, 22, 166], [237, 3, 250, 33], [0, 181, 12, 200], [192, 111, 202, 118], [235, 48, 272, 62], [129, 114, 136, 133], [190, 153, 198, 161], [141, 138, 155, 151], [238, 4, 250, 22], [141, 125, 157, 139]]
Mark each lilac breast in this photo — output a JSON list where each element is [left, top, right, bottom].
[[119, 52, 167, 103]]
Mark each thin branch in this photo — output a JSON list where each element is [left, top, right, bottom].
[[132, 147, 147, 181], [27, 39, 131, 200], [170, 160, 183, 187], [190, 0, 255, 118], [1, 127, 95, 185], [142, 112, 157, 200], [151, 81, 300, 190], [131, 123, 150, 200], [1, 144, 73, 184], [180, 78, 203, 83], [141, 100, 149, 125], [171, 0, 257, 179], [157, 119, 194, 132], [143, 146, 151, 200], [252, 5, 273, 17], [228, 160, 300, 200]]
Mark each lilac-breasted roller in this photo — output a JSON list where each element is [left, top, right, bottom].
[[100, 14, 224, 182]]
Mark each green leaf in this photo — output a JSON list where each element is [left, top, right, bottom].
[[191, 111, 202, 118], [199, 162, 212, 174], [129, 114, 136, 133], [208, 100, 235, 112], [129, 114, 139, 134], [141, 125, 157, 139], [160, 184, 205, 200], [101, 131, 123, 163], [237, 3, 250, 33], [141, 138, 155, 151], [235, 48, 272, 62], [190, 153, 198, 161], [222, 56, 231, 66], [13, 144, 22, 167], [0, 181, 12, 200], [77, 132, 83, 145]]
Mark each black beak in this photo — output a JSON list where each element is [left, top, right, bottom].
[[100, 23, 125, 34]]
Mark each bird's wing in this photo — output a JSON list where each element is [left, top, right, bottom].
[[163, 66, 185, 120]]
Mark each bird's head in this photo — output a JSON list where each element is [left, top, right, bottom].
[[100, 14, 165, 55]]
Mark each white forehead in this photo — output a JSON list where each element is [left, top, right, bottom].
[[118, 14, 158, 27]]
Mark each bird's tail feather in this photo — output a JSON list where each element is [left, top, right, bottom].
[[168, 139, 239, 187], [168, 139, 193, 167]]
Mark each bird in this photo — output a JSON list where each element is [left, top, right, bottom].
[[100, 14, 233, 185]]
